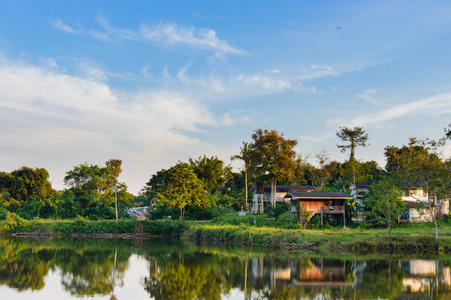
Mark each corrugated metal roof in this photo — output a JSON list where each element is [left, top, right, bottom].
[[263, 185, 316, 191]]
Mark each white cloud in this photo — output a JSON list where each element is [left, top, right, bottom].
[[298, 65, 336, 80], [51, 17, 246, 57], [140, 22, 246, 55], [293, 83, 324, 94], [265, 69, 281, 74], [0, 58, 224, 193], [220, 110, 254, 127], [51, 19, 80, 34], [96, 16, 138, 41], [232, 73, 291, 90], [332, 93, 451, 128], [358, 89, 377, 104]]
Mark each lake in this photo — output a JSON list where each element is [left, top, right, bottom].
[[0, 237, 450, 299]]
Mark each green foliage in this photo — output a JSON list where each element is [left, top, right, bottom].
[[156, 162, 209, 219], [189, 155, 232, 192], [0, 208, 7, 221], [327, 178, 358, 222], [0, 167, 54, 204], [4, 212, 30, 230], [273, 203, 290, 220], [362, 180, 405, 228]]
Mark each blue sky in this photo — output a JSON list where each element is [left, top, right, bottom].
[[1, 1, 450, 194]]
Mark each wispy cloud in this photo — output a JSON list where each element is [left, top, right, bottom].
[[231, 73, 291, 90], [96, 16, 138, 40], [265, 69, 281, 74], [140, 22, 246, 56], [331, 93, 451, 129], [51, 19, 80, 34], [220, 110, 255, 127], [358, 89, 377, 104], [52, 16, 246, 57], [293, 83, 324, 94]]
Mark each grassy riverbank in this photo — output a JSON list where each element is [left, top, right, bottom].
[[1, 215, 451, 253]]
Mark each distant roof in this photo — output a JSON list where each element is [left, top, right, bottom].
[[286, 192, 353, 199], [354, 181, 379, 188], [263, 185, 316, 191]]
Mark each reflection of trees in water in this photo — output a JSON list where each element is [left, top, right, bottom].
[[2, 238, 451, 299], [0, 240, 52, 291], [0, 238, 130, 296], [59, 247, 128, 296], [143, 252, 233, 300]]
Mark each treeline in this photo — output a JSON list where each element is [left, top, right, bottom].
[[144, 126, 450, 225], [144, 127, 385, 220], [1, 125, 449, 224], [0, 159, 134, 221]]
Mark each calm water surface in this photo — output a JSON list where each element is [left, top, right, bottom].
[[0, 237, 450, 299]]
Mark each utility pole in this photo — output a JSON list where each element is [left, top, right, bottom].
[[115, 180, 118, 225]]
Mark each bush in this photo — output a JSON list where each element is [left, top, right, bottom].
[[0, 208, 7, 221], [5, 212, 30, 230]]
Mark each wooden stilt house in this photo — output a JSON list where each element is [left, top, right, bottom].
[[285, 192, 352, 228]]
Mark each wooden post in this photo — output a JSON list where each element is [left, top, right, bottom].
[[321, 206, 323, 227], [343, 211, 345, 228]]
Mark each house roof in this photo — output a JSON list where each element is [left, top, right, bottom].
[[285, 192, 353, 199], [354, 181, 379, 188], [263, 185, 316, 192]]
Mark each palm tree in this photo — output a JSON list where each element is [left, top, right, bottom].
[[231, 142, 252, 210]]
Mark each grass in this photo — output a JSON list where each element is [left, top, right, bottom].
[[1, 213, 451, 253]]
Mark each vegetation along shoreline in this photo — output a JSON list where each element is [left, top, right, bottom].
[[1, 219, 451, 254]]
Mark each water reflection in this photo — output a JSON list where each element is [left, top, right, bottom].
[[0, 237, 450, 299]]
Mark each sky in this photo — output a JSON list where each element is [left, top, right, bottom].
[[0, 0, 450, 194]]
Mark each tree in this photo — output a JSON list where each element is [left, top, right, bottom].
[[309, 150, 333, 191], [384, 137, 450, 243], [0, 167, 54, 202], [327, 178, 357, 223], [231, 142, 252, 209], [188, 155, 232, 192], [63, 160, 129, 220], [64, 163, 110, 193], [362, 180, 404, 246], [336, 126, 369, 161], [145, 169, 169, 205], [249, 129, 298, 207], [156, 163, 209, 219], [445, 123, 451, 140], [105, 159, 123, 224]]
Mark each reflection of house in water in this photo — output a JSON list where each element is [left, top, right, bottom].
[[251, 257, 351, 290], [401, 260, 451, 294], [292, 258, 352, 288]]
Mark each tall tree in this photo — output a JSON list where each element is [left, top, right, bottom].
[[337, 126, 369, 187], [156, 162, 209, 219], [231, 142, 252, 209], [105, 159, 123, 224], [384, 138, 450, 242], [249, 129, 298, 207], [336, 126, 369, 161]]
